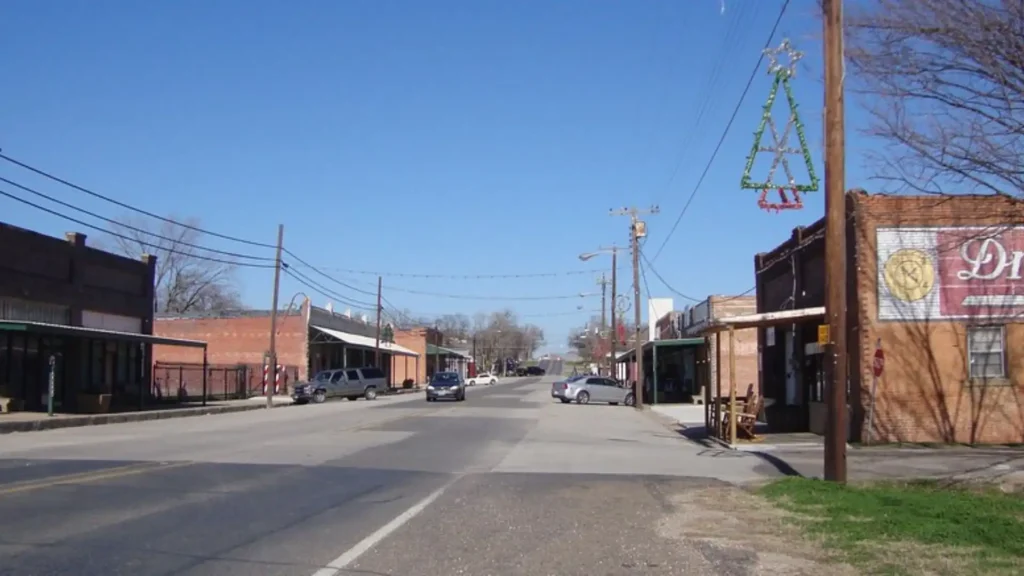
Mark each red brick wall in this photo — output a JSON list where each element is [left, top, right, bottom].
[[852, 192, 1024, 444], [154, 313, 309, 381], [394, 328, 428, 384]]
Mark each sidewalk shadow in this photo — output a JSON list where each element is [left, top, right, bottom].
[[750, 451, 803, 477]]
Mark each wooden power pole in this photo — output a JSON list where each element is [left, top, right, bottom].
[[374, 276, 383, 368], [823, 0, 848, 483], [266, 224, 284, 409], [612, 206, 659, 409], [609, 248, 618, 380], [597, 273, 608, 374]]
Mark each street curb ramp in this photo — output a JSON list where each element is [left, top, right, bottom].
[[0, 402, 294, 435]]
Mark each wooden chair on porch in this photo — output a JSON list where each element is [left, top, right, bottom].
[[719, 385, 763, 443]]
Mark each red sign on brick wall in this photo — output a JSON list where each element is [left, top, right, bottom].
[[878, 227, 1024, 320]]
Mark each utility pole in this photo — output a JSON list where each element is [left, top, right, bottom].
[[610, 248, 617, 380], [612, 206, 659, 409], [374, 276, 383, 368], [823, 0, 848, 483], [266, 224, 284, 410], [597, 273, 608, 375], [823, 0, 847, 479]]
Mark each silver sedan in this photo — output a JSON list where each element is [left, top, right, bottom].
[[551, 375, 635, 406]]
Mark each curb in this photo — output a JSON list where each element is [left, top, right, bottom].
[[0, 402, 295, 435]]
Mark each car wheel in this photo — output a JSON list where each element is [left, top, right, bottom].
[[364, 387, 377, 401], [490, 379, 496, 385], [576, 391, 590, 405], [313, 390, 327, 404], [624, 393, 635, 407]]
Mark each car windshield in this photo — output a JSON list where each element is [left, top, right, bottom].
[[431, 372, 459, 384], [566, 375, 586, 382], [314, 371, 332, 382]]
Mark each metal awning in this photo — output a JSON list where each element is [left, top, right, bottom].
[[614, 337, 705, 362], [0, 320, 207, 348], [310, 325, 418, 357], [426, 343, 470, 358]]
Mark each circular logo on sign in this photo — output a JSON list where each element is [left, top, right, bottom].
[[882, 248, 935, 302]]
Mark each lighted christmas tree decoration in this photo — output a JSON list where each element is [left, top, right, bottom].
[[740, 39, 819, 212]]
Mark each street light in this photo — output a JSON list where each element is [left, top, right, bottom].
[[578, 247, 620, 378]]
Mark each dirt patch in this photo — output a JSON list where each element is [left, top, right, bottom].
[[656, 486, 860, 575]]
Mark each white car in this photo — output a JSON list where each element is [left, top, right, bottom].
[[467, 372, 498, 386]]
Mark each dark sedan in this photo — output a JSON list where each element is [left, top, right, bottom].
[[426, 371, 466, 402]]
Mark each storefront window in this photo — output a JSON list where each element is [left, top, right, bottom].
[[0, 333, 8, 389], [9, 334, 24, 396], [116, 342, 128, 385], [89, 339, 104, 393]]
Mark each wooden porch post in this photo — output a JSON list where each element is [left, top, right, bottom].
[[714, 333, 722, 438], [652, 344, 659, 405], [729, 325, 737, 444]]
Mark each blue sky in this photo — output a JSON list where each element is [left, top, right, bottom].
[[0, 0, 875, 353]]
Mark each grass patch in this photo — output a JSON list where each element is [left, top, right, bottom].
[[760, 477, 1024, 575]]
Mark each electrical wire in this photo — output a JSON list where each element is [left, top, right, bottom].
[[654, 1, 758, 204], [283, 266, 376, 311], [0, 187, 275, 268], [0, 152, 277, 249], [650, 0, 791, 263], [282, 252, 378, 297], [640, 247, 755, 305], [293, 264, 626, 280], [0, 176, 276, 262], [371, 283, 598, 301]]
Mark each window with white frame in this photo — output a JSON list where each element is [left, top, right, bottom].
[[967, 326, 1006, 380]]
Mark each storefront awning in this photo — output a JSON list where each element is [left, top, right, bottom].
[[614, 337, 705, 363], [0, 320, 207, 348], [425, 343, 470, 358], [310, 325, 418, 357]]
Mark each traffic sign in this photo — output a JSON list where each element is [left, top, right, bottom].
[[817, 324, 830, 346], [873, 347, 885, 378]]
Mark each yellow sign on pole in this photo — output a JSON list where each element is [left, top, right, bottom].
[[818, 324, 830, 346]]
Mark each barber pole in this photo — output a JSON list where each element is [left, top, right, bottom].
[[262, 363, 282, 395]]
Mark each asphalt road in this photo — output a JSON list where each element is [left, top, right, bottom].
[[0, 377, 789, 576], [537, 356, 563, 376]]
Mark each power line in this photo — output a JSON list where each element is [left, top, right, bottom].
[[294, 265, 626, 280], [0, 176, 276, 262], [282, 266, 376, 311], [640, 248, 755, 305], [650, 0, 791, 263], [0, 186, 275, 269], [282, 251, 378, 297], [371, 283, 596, 301], [0, 152, 277, 249]]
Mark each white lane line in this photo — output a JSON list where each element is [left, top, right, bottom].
[[310, 474, 463, 576]]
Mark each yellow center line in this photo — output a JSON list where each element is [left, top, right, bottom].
[[0, 461, 196, 497]]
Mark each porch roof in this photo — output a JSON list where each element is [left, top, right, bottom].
[[310, 325, 418, 357], [700, 306, 826, 334], [426, 343, 471, 358], [0, 320, 207, 348]]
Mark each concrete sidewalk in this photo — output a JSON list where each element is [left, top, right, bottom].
[[0, 399, 296, 434]]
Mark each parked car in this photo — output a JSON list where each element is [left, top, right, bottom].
[[551, 375, 634, 406], [426, 371, 466, 402], [514, 367, 529, 377], [292, 367, 385, 404], [467, 372, 497, 386], [525, 366, 546, 376]]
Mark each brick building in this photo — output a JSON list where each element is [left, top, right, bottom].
[[0, 224, 205, 414], [754, 190, 1024, 444], [155, 301, 420, 391], [679, 295, 759, 400]]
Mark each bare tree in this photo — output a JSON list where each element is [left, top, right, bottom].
[[108, 215, 243, 314], [434, 313, 472, 345], [846, 0, 1024, 195]]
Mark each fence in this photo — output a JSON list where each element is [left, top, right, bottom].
[[152, 362, 301, 402]]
